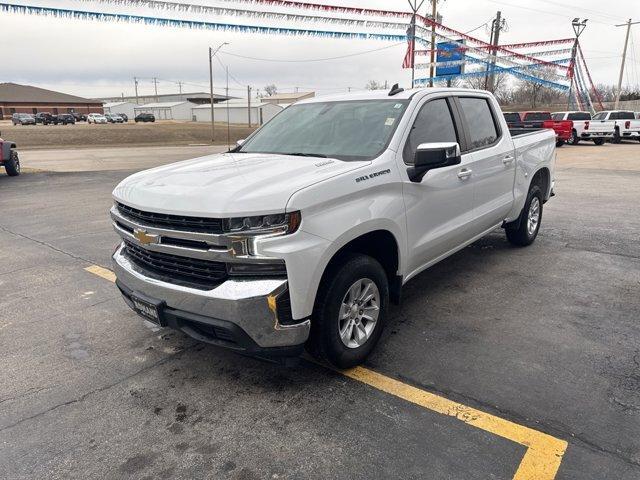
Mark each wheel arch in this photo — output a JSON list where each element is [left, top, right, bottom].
[[530, 166, 551, 201], [315, 227, 403, 307]]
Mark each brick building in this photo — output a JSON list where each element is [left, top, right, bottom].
[[0, 83, 103, 119]]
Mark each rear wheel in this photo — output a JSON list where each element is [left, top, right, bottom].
[[4, 150, 20, 176], [307, 254, 388, 369], [505, 184, 543, 247], [593, 138, 605, 146]]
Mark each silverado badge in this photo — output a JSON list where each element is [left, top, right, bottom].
[[133, 228, 159, 245]]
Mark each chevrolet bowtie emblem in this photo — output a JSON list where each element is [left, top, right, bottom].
[[133, 228, 159, 245]]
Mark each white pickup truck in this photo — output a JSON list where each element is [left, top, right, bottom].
[[110, 87, 555, 368], [592, 110, 640, 143], [551, 111, 613, 145]]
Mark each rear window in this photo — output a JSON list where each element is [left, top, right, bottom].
[[458, 97, 499, 150], [593, 112, 606, 120], [567, 112, 591, 120], [523, 112, 552, 121], [503, 112, 520, 122], [612, 111, 634, 120], [551, 113, 564, 121]]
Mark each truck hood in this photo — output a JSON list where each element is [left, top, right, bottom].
[[113, 152, 368, 217]]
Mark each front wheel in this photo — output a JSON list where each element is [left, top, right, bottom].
[[307, 254, 389, 369], [4, 150, 20, 176], [505, 185, 543, 247], [612, 128, 621, 144], [569, 130, 580, 145]]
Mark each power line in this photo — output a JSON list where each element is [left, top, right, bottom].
[[485, 0, 615, 26], [218, 42, 405, 63]]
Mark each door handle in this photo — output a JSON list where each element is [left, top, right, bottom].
[[457, 168, 472, 180], [502, 155, 515, 165]]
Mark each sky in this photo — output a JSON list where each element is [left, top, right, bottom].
[[0, 0, 638, 99]]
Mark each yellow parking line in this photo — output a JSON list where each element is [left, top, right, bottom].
[[86, 265, 567, 479], [343, 367, 567, 480], [84, 265, 116, 283]]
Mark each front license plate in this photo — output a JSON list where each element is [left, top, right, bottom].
[[130, 293, 165, 326]]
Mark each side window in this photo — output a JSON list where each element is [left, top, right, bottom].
[[403, 98, 458, 164], [458, 97, 499, 150]]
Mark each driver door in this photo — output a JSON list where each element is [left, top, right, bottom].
[[401, 96, 475, 277]]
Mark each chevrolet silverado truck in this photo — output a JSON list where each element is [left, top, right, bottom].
[[110, 87, 555, 368], [551, 111, 613, 145], [592, 110, 640, 143], [0, 132, 20, 176], [508, 111, 572, 147]]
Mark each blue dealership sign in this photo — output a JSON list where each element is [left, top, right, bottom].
[[436, 40, 466, 77]]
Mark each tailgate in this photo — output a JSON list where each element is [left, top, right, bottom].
[[542, 120, 573, 140]]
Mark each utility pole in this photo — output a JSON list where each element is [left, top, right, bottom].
[[614, 19, 639, 109], [152, 77, 158, 102], [178, 81, 183, 100], [406, 1, 425, 88], [247, 85, 252, 128], [486, 11, 506, 92], [133, 77, 139, 105], [568, 18, 588, 109], [226, 66, 230, 150], [209, 42, 228, 144], [428, 0, 438, 87]]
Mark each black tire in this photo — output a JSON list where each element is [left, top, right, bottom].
[[4, 150, 20, 176], [593, 138, 605, 146], [569, 130, 580, 145], [307, 254, 389, 369], [505, 184, 543, 247], [612, 128, 621, 144], [556, 140, 565, 148]]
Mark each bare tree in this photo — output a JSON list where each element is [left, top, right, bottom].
[[365, 80, 385, 90], [264, 84, 278, 96]]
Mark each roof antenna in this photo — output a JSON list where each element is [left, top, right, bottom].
[[388, 83, 404, 96]]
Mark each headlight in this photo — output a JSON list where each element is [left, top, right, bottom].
[[223, 211, 301, 236]]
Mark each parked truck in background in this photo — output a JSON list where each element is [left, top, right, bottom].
[[593, 111, 640, 143], [551, 111, 613, 145], [506, 111, 572, 147], [110, 87, 556, 368]]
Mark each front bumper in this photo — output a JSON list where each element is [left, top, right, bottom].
[[112, 244, 310, 356]]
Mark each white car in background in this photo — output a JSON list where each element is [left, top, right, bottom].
[[87, 113, 108, 124]]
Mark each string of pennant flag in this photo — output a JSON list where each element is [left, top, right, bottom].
[[0, 0, 599, 97]]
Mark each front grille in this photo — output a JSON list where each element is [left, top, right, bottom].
[[117, 202, 224, 234], [123, 241, 227, 289]]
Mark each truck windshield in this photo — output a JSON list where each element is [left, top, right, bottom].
[[238, 100, 409, 161]]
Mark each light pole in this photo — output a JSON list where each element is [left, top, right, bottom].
[[568, 18, 587, 109], [209, 42, 228, 143]]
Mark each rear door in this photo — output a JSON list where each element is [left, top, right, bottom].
[[454, 95, 515, 234], [400, 95, 475, 275]]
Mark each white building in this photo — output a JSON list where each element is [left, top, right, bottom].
[[192, 101, 284, 125], [134, 101, 197, 121], [103, 101, 136, 119]]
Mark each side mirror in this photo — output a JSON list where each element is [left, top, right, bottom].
[[407, 142, 461, 183]]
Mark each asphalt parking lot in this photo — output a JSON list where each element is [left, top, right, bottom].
[[1, 142, 639, 479]]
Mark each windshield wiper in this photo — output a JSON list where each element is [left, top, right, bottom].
[[287, 152, 328, 158]]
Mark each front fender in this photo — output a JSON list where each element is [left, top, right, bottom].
[[1, 141, 16, 161]]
